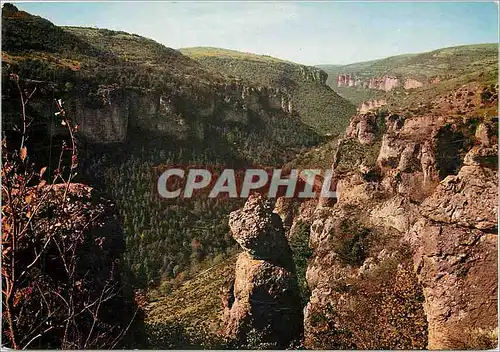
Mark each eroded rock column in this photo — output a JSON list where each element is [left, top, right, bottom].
[[221, 194, 303, 348]]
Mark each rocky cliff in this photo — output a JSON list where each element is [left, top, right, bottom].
[[367, 75, 400, 91], [357, 99, 387, 114], [404, 78, 424, 90], [321, 43, 497, 98], [336, 73, 357, 88], [180, 47, 356, 136], [221, 194, 303, 348], [1, 78, 299, 148], [296, 82, 498, 349], [48, 82, 295, 144], [337, 74, 401, 91], [337, 74, 426, 92]]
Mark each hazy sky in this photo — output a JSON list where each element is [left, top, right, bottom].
[[11, 1, 499, 65]]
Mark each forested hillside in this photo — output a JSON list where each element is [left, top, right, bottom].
[[180, 47, 356, 136], [1, 4, 345, 293], [4, 3, 496, 350]]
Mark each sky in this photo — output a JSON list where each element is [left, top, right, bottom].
[[9, 1, 500, 65]]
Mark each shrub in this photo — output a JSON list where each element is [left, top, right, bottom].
[[290, 221, 313, 306], [1, 75, 141, 349], [330, 220, 370, 267], [146, 321, 229, 349]]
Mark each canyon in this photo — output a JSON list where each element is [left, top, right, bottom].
[[224, 82, 498, 349], [1, 3, 498, 350]]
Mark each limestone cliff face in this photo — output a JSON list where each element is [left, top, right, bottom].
[[337, 74, 425, 92], [367, 76, 400, 91], [357, 99, 387, 114], [336, 73, 356, 87], [298, 65, 328, 85], [299, 83, 498, 349], [42, 81, 295, 144], [337, 74, 401, 91], [221, 194, 303, 348], [407, 164, 497, 349], [345, 113, 379, 145], [403, 78, 424, 90]]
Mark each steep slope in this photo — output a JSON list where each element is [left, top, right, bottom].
[[1, 4, 325, 300], [145, 255, 237, 349], [318, 44, 498, 106], [284, 76, 498, 349], [180, 47, 356, 136]]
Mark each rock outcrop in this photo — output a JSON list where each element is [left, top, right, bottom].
[[221, 194, 302, 348], [336, 74, 401, 91], [345, 113, 380, 145], [406, 151, 498, 349], [336, 74, 430, 92], [299, 83, 498, 349], [358, 99, 387, 114], [336, 73, 356, 87], [404, 78, 424, 90], [302, 203, 428, 350], [367, 75, 400, 91], [53, 81, 296, 143], [298, 66, 328, 85]]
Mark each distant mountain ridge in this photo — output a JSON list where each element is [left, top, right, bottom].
[[179, 47, 295, 64], [316, 43, 498, 106], [318, 43, 497, 81]]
